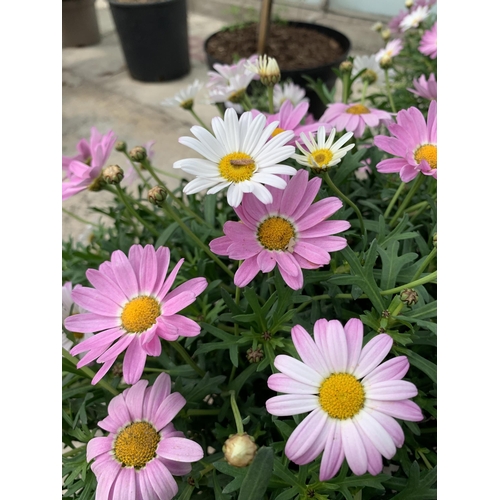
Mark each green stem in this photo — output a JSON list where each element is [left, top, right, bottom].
[[406, 199, 430, 213], [342, 72, 350, 104], [62, 445, 86, 457], [411, 246, 437, 281], [150, 166, 182, 180], [389, 175, 425, 227], [380, 271, 437, 296], [241, 94, 253, 112], [62, 208, 99, 227], [384, 181, 406, 219], [322, 173, 366, 242], [361, 80, 369, 106], [171, 341, 206, 377], [267, 86, 274, 114], [229, 390, 244, 434], [189, 108, 209, 129], [162, 203, 234, 279], [114, 185, 159, 236], [384, 68, 397, 114], [62, 348, 119, 396], [123, 151, 151, 188]]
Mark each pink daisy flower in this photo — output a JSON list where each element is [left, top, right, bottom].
[[62, 127, 116, 200], [320, 102, 392, 139], [209, 169, 349, 290], [419, 22, 437, 59], [66, 244, 208, 385], [87, 373, 203, 500], [374, 100, 437, 181], [375, 39, 403, 63], [62, 282, 93, 352], [408, 73, 437, 101], [266, 319, 423, 479], [251, 100, 331, 145]]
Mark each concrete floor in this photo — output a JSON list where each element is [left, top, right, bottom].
[[62, 1, 386, 240]]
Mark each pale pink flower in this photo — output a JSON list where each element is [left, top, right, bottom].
[[209, 169, 349, 290], [375, 39, 403, 63], [266, 319, 423, 479], [87, 373, 203, 500], [251, 100, 331, 146], [419, 22, 437, 59], [408, 73, 437, 100], [388, 0, 435, 34], [320, 103, 392, 139], [62, 282, 92, 352], [374, 100, 437, 181], [273, 82, 308, 109], [62, 127, 116, 200], [399, 5, 430, 32], [66, 244, 208, 385]]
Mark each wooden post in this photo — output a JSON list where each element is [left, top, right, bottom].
[[257, 0, 273, 55]]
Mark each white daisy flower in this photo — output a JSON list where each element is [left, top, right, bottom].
[[399, 5, 430, 31], [352, 54, 394, 87], [174, 107, 297, 207], [206, 56, 259, 89], [161, 79, 203, 110], [207, 73, 255, 104], [273, 82, 308, 110], [293, 126, 355, 173]]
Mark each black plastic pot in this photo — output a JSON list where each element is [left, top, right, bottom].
[[204, 21, 351, 119], [108, 0, 190, 82]]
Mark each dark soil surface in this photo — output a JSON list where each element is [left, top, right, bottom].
[[205, 23, 346, 71]]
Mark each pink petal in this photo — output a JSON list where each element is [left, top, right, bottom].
[[355, 422, 383, 475], [124, 379, 149, 421], [327, 320, 349, 373], [299, 220, 351, 238], [344, 318, 364, 374], [70, 326, 124, 356], [157, 437, 204, 462], [289, 176, 322, 220], [87, 436, 113, 461], [319, 420, 345, 481], [293, 241, 331, 266], [122, 336, 148, 384], [257, 250, 277, 273], [279, 267, 304, 290], [376, 157, 408, 174], [353, 334, 393, 379], [145, 373, 172, 417], [365, 399, 423, 422], [86, 269, 129, 305], [106, 393, 131, 429], [280, 168, 309, 216], [362, 356, 410, 385], [143, 459, 178, 500], [340, 419, 368, 475], [65, 313, 119, 334], [297, 198, 343, 230], [71, 286, 121, 316], [367, 408, 405, 448], [163, 291, 196, 316], [354, 411, 396, 459], [266, 394, 319, 416], [110, 250, 139, 300], [157, 259, 184, 301], [275, 252, 301, 277], [139, 245, 158, 293], [274, 354, 324, 386], [209, 235, 232, 256], [152, 247, 171, 296], [158, 458, 192, 477], [92, 458, 121, 500], [291, 325, 330, 377], [92, 360, 115, 385], [400, 164, 420, 182], [163, 277, 207, 305], [373, 135, 407, 157], [153, 392, 186, 430], [143, 334, 162, 356], [365, 380, 418, 401], [137, 469, 161, 500], [234, 255, 260, 287], [285, 408, 329, 464], [97, 334, 135, 363], [267, 373, 318, 394]]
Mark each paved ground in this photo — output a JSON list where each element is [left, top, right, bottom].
[[62, 1, 387, 240]]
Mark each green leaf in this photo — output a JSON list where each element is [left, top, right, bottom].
[[378, 241, 418, 290], [390, 462, 437, 499], [396, 347, 437, 383], [238, 446, 274, 500], [154, 222, 179, 248], [213, 460, 247, 494]]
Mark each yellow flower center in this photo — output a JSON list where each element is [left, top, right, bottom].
[[271, 127, 286, 138], [121, 296, 161, 334], [310, 148, 334, 168], [180, 98, 194, 110], [414, 144, 437, 169], [346, 104, 370, 115], [319, 373, 365, 420], [257, 216, 295, 251], [113, 421, 160, 469], [219, 152, 256, 183], [228, 89, 246, 104]]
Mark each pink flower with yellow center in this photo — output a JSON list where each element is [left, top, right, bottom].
[[66, 244, 208, 385], [408, 73, 437, 101], [419, 22, 437, 59], [320, 102, 393, 139], [266, 319, 423, 479], [62, 127, 116, 200], [374, 100, 437, 181], [209, 169, 349, 290], [87, 373, 203, 500]]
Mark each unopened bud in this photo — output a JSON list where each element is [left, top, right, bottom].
[[433, 233, 437, 247], [102, 164, 124, 185], [115, 140, 127, 152], [400, 288, 418, 306], [361, 69, 378, 85], [372, 22, 383, 32], [405, 0, 414, 8], [246, 345, 264, 363], [223, 433, 257, 468], [339, 60, 353, 74], [379, 54, 393, 69], [381, 29, 392, 41], [148, 185, 168, 207], [129, 146, 147, 162]]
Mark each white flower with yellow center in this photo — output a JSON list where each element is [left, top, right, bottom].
[[273, 82, 308, 110], [161, 79, 203, 110], [245, 54, 281, 86], [399, 5, 430, 31], [174, 108, 297, 207], [293, 126, 355, 173], [353, 55, 394, 87]]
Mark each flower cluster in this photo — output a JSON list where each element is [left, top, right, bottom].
[[62, 3, 437, 498]]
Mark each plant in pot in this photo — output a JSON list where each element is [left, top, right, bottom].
[[203, 0, 351, 118], [62, 0, 101, 48], [108, 0, 191, 82]]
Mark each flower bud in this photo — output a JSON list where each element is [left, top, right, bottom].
[[223, 433, 257, 468], [400, 288, 418, 306], [361, 69, 378, 85], [339, 60, 353, 74], [379, 54, 393, 69], [148, 185, 168, 207], [115, 140, 127, 152], [405, 0, 414, 8], [371, 22, 383, 32], [246, 346, 264, 363], [129, 146, 147, 162], [433, 233, 437, 247], [102, 164, 124, 185], [381, 29, 392, 41]]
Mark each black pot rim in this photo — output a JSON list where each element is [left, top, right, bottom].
[[204, 20, 351, 74], [108, 0, 182, 8]]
